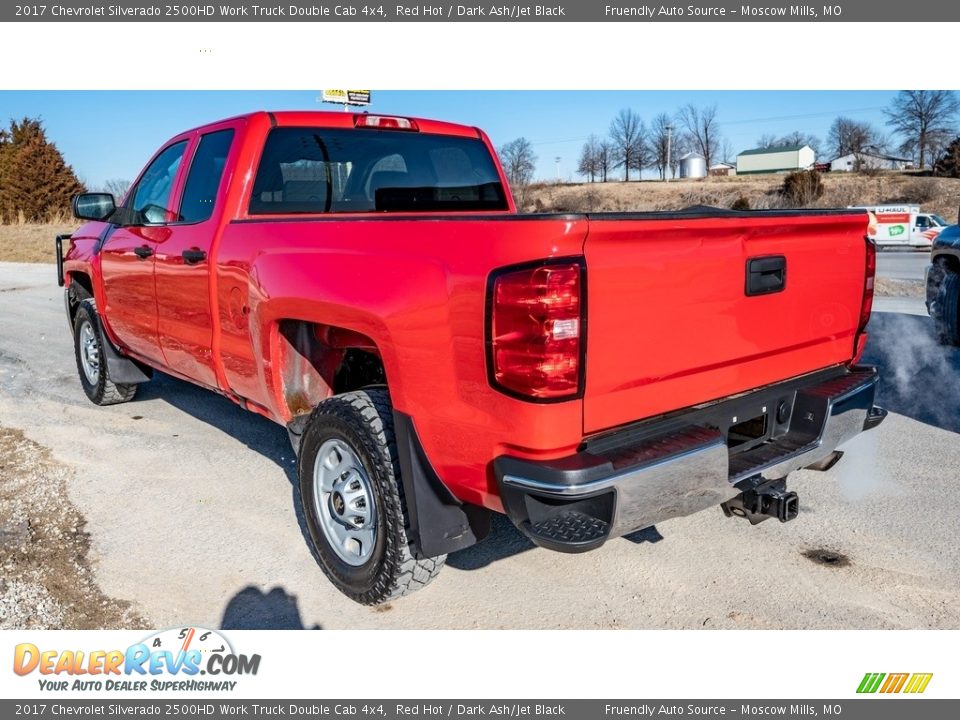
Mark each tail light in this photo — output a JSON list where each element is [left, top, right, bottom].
[[354, 115, 419, 131], [487, 260, 585, 401], [852, 236, 876, 364]]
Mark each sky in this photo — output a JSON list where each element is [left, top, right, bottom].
[[0, 90, 901, 187]]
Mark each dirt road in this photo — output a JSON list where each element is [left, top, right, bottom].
[[1, 262, 958, 630]]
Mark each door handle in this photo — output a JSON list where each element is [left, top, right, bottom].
[[182, 248, 207, 265], [745, 255, 786, 296], [133, 245, 153, 260]]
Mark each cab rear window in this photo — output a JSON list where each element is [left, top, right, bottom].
[[249, 127, 508, 214]]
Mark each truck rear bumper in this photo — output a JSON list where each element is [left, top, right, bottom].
[[494, 366, 885, 553]]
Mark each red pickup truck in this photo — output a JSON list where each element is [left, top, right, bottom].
[[58, 111, 886, 604]]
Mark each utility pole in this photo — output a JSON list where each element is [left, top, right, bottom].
[[555, 156, 562, 182], [665, 124, 673, 182]]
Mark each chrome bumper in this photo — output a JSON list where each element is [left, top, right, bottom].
[[494, 366, 884, 553]]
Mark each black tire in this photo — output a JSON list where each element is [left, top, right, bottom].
[[934, 270, 960, 346], [297, 389, 444, 604], [73, 299, 138, 406]]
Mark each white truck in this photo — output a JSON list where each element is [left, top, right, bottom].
[[850, 205, 950, 248]]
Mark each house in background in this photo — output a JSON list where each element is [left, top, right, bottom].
[[829, 151, 913, 172], [709, 161, 736, 177], [736, 144, 816, 175]]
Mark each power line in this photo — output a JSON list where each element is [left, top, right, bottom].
[[718, 106, 886, 126]]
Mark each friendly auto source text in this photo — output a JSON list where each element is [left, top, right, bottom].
[[605, 705, 822, 716], [605, 5, 827, 17]]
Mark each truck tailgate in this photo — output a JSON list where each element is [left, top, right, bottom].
[[582, 210, 869, 434]]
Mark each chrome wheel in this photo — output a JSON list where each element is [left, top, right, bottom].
[[312, 438, 377, 566], [79, 320, 100, 385]]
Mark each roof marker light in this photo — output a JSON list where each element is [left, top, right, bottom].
[[354, 115, 419, 131]]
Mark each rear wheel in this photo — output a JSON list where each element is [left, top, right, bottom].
[[297, 389, 445, 604], [73, 300, 138, 405], [934, 270, 960, 346]]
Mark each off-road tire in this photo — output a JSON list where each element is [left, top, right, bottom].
[[297, 389, 445, 604], [73, 299, 138, 405], [934, 269, 960, 346]]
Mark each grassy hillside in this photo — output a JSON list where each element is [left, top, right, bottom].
[[524, 172, 960, 220], [0, 223, 75, 264]]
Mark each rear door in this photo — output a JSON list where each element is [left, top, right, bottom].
[[154, 125, 238, 389], [100, 140, 189, 364], [582, 210, 869, 434]]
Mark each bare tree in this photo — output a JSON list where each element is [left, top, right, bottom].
[[608, 108, 646, 181], [498, 137, 537, 206], [650, 113, 674, 180], [577, 135, 602, 183], [677, 104, 722, 169], [628, 131, 652, 178], [719, 139, 734, 165], [776, 130, 821, 157], [884, 90, 960, 169], [102, 178, 131, 201], [597, 141, 613, 182], [828, 117, 882, 170], [755, 133, 779, 149], [670, 133, 694, 179]]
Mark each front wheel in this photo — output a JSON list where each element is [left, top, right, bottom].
[[297, 389, 445, 604], [73, 300, 138, 405]]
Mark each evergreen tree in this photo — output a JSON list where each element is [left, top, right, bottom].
[[0, 117, 85, 222], [934, 136, 960, 178]]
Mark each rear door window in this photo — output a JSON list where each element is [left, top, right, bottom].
[[250, 127, 508, 214], [179, 129, 235, 223]]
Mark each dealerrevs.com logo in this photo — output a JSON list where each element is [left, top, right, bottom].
[[13, 627, 260, 692], [857, 673, 933, 694]]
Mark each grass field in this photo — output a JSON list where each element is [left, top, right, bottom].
[[525, 172, 960, 220], [0, 223, 75, 264]]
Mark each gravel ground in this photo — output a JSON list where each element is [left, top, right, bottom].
[[0, 426, 146, 629], [874, 277, 925, 298]]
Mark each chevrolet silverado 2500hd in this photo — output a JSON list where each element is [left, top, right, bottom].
[[58, 111, 886, 604]]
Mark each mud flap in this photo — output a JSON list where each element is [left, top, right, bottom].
[[393, 412, 491, 558]]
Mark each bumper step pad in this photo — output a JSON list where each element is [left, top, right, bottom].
[[529, 510, 610, 551]]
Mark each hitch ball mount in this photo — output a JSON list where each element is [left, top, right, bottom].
[[722, 476, 799, 525]]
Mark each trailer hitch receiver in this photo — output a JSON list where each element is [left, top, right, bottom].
[[721, 476, 798, 525]]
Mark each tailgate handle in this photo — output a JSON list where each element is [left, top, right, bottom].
[[746, 255, 786, 296]]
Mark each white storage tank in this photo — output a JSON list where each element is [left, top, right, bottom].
[[679, 152, 707, 179]]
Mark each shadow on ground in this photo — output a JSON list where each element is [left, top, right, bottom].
[[446, 514, 664, 570], [132, 375, 320, 577], [221, 586, 321, 630], [134, 374, 294, 481], [864, 312, 960, 434]]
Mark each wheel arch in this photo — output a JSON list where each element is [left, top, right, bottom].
[[269, 316, 398, 424], [64, 270, 95, 327], [933, 249, 960, 274]]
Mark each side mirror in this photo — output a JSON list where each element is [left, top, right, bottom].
[[72, 193, 116, 222]]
